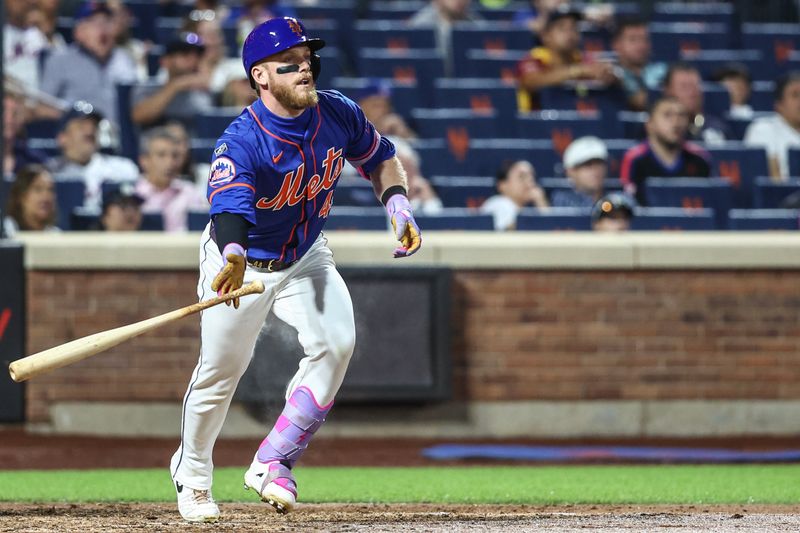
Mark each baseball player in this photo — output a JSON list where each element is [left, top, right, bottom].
[[169, 17, 422, 522]]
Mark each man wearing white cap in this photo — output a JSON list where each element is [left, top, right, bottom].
[[551, 136, 608, 208]]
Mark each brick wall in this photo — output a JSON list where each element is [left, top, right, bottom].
[[25, 269, 800, 422]]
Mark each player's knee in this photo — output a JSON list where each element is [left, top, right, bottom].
[[327, 328, 355, 364]]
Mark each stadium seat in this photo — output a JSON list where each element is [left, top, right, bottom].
[[430, 176, 495, 208], [315, 46, 342, 90], [414, 208, 494, 230], [516, 207, 592, 231], [0, 180, 10, 217], [116, 84, 138, 161], [195, 108, 242, 139], [412, 109, 499, 139], [459, 49, 526, 82], [649, 22, 733, 61], [332, 77, 421, 119], [356, 48, 444, 98], [539, 178, 623, 199], [605, 140, 638, 179], [516, 110, 614, 142], [647, 84, 730, 121], [728, 209, 800, 230], [709, 144, 769, 209], [451, 23, 533, 67], [365, 1, 425, 20], [652, 2, 736, 27], [125, 0, 164, 42], [26, 138, 59, 158], [188, 211, 210, 231], [643, 177, 733, 229], [727, 113, 772, 142], [433, 79, 518, 119], [631, 207, 716, 230], [537, 86, 629, 120], [413, 138, 556, 177], [741, 24, 800, 71], [294, 1, 355, 51], [618, 111, 647, 141], [353, 21, 436, 50], [25, 120, 60, 139], [683, 49, 771, 82], [190, 139, 217, 166], [333, 183, 380, 207], [750, 81, 775, 111], [326, 207, 388, 230], [754, 177, 800, 208], [140, 213, 165, 231], [70, 207, 100, 231], [54, 180, 86, 230]]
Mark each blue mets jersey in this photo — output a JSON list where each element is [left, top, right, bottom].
[[207, 90, 395, 262]]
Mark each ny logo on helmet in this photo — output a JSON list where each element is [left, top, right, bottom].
[[287, 19, 303, 37]]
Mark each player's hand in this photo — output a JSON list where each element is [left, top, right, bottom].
[[211, 243, 246, 309], [386, 194, 422, 258]]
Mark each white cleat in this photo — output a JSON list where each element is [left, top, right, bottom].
[[175, 480, 220, 522], [243, 460, 297, 515]]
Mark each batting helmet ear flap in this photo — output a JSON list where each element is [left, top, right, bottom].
[[311, 53, 321, 82]]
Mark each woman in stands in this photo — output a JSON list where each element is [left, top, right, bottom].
[[3, 164, 59, 237]]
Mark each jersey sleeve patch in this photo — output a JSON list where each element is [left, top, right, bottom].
[[209, 157, 237, 188]]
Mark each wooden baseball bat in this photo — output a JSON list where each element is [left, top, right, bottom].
[[7, 280, 265, 383]]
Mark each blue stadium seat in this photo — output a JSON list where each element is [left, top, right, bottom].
[[140, 213, 165, 231], [326, 207, 387, 230], [195, 108, 242, 139], [414, 208, 494, 230], [727, 113, 772, 142], [539, 178, 623, 198], [413, 109, 499, 139], [353, 21, 436, 50], [750, 81, 775, 111], [413, 138, 556, 177], [334, 183, 380, 207], [365, 1, 425, 20], [27, 138, 59, 158], [54, 180, 86, 230], [430, 176, 495, 208], [652, 2, 735, 27], [191, 139, 217, 166], [0, 180, 10, 217], [516, 111, 614, 141], [649, 22, 733, 61], [754, 177, 800, 208], [605, 140, 638, 179], [631, 207, 716, 230], [709, 144, 769, 209], [618, 111, 647, 141], [728, 209, 799, 230], [683, 50, 771, 82], [315, 46, 342, 90], [188, 211, 210, 231], [332, 77, 421, 119], [643, 177, 733, 228], [460, 49, 526, 81], [70, 207, 100, 231], [742, 24, 800, 73], [116, 84, 138, 161], [294, 2, 355, 50], [476, 5, 528, 22], [433, 79, 518, 119], [516, 207, 592, 231], [451, 23, 533, 66], [538, 86, 629, 120], [357, 48, 444, 97]]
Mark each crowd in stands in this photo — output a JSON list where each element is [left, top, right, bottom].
[[3, 0, 800, 239]]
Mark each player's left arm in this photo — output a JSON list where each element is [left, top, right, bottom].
[[371, 155, 422, 258]]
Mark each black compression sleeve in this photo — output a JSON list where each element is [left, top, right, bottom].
[[381, 185, 407, 206], [213, 212, 250, 254]]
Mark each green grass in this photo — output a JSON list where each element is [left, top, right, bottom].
[[1, 466, 798, 504]]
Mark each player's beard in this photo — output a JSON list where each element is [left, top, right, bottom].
[[269, 72, 319, 110]]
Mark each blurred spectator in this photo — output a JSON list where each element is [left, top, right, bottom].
[[712, 63, 754, 120], [3, 90, 48, 178], [4, 0, 48, 93], [409, 0, 484, 76], [611, 16, 667, 111], [662, 63, 729, 144], [47, 104, 139, 209], [182, 11, 239, 97], [40, 2, 138, 127], [96, 184, 144, 231], [551, 136, 608, 208], [107, 0, 150, 82], [356, 80, 416, 140], [480, 160, 549, 230], [134, 128, 207, 232], [221, 76, 258, 108], [26, 1, 67, 53], [745, 72, 800, 181], [620, 96, 712, 206], [131, 33, 213, 133], [591, 192, 634, 232], [3, 164, 59, 237], [393, 138, 443, 215], [234, 1, 297, 51], [163, 120, 210, 187], [516, 5, 616, 112], [514, 0, 613, 36]]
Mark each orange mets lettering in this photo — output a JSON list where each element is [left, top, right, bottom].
[[256, 147, 344, 210]]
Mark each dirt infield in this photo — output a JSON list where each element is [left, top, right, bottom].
[[2, 503, 800, 532]]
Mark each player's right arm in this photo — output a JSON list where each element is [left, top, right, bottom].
[[206, 139, 257, 308]]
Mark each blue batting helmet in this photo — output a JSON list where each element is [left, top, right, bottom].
[[242, 17, 325, 89]]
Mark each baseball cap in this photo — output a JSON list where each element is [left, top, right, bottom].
[[563, 136, 608, 169], [74, 1, 113, 22], [165, 32, 205, 55], [102, 183, 144, 214], [544, 4, 583, 29], [591, 192, 636, 223], [59, 101, 103, 132]]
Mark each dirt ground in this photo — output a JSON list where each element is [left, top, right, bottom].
[[2, 503, 800, 533], [2, 427, 800, 531]]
